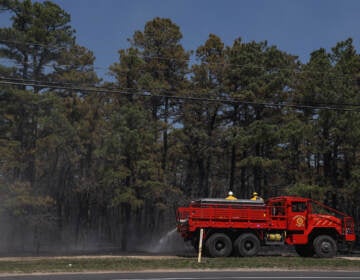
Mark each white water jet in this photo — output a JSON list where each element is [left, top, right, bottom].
[[151, 228, 177, 253], [146, 228, 188, 254]]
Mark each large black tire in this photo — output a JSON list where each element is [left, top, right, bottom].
[[313, 235, 337, 258], [294, 244, 315, 257], [205, 233, 232, 257], [234, 233, 260, 257]]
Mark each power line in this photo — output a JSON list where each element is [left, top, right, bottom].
[[3, 75, 360, 109], [1, 76, 360, 112]]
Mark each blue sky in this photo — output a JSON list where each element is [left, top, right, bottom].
[[2, 0, 360, 80]]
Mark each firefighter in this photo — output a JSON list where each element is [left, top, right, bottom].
[[251, 192, 263, 201], [226, 191, 237, 200]]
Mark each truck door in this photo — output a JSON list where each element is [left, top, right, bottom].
[[287, 201, 308, 231]]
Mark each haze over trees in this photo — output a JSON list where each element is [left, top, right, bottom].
[[0, 0, 359, 253]]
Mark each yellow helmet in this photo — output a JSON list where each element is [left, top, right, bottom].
[[253, 192, 258, 196]]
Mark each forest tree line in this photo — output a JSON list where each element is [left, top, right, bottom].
[[1, 0, 360, 253]]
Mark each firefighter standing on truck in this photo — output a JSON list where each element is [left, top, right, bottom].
[[226, 191, 237, 200], [251, 192, 263, 201]]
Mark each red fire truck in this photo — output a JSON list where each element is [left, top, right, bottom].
[[176, 196, 356, 258]]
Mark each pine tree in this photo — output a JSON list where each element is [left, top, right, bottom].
[[224, 39, 297, 197], [128, 17, 190, 171], [180, 34, 226, 197], [0, 0, 100, 252]]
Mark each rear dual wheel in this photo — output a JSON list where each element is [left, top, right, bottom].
[[204, 232, 261, 258], [205, 233, 232, 257], [234, 233, 260, 257]]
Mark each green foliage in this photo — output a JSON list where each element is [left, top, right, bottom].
[[0, 0, 75, 82], [128, 17, 190, 91], [109, 48, 144, 90], [285, 183, 326, 201]]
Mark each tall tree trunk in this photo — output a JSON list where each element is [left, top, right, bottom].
[[240, 151, 247, 197], [229, 144, 236, 192], [253, 143, 261, 192], [162, 97, 169, 171], [120, 203, 131, 251]]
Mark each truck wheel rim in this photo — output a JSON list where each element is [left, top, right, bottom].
[[215, 241, 225, 251], [244, 241, 253, 251], [320, 241, 331, 253]]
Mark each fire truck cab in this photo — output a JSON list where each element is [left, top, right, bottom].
[[176, 196, 356, 258]]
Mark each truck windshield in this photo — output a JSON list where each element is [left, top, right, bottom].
[[310, 201, 343, 218]]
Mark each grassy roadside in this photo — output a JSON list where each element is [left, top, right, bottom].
[[0, 256, 359, 274]]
